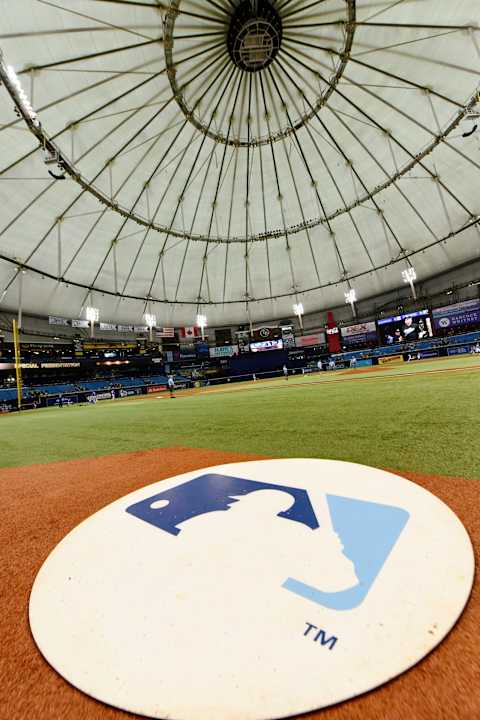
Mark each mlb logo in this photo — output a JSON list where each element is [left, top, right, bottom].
[[29, 460, 474, 720], [126, 473, 410, 611]]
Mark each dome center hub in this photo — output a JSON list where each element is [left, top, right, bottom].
[[228, 0, 282, 72]]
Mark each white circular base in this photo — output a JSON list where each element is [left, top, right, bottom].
[[30, 459, 474, 719]]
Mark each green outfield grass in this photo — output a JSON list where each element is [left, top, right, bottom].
[[1, 355, 479, 478]]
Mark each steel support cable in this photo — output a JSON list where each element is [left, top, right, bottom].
[[0, 45, 225, 296], [121, 118, 212, 296], [0, 39, 225, 177], [34, 0, 159, 41], [283, 36, 465, 109], [80, 52, 233, 306], [258, 71, 298, 297], [163, 0, 355, 148], [279, 46, 478, 226], [0, 80, 181, 299], [194, 71, 244, 304], [0, 216, 478, 305], [244, 73, 253, 300], [266, 63, 349, 276], [0, 55, 165, 138], [329, 70, 477, 217], [275, 53, 407, 258], [0, 79, 173, 259], [326, 103, 442, 246], [276, 50, 411, 260], [254, 72, 273, 296], [144, 61, 238, 302], [284, 90, 375, 271], [63, 110, 185, 280], [276, 0, 331, 16], [18, 36, 163, 75], [281, 0, 338, 21]]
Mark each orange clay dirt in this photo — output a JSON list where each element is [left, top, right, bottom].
[[1, 446, 478, 720]]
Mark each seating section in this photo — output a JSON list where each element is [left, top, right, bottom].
[[0, 374, 187, 402]]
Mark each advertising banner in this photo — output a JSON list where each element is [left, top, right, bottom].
[[100, 323, 117, 331], [236, 330, 250, 354], [87, 391, 115, 402], [378, 354, 404, 365], [117, 325, 134, 333], [179, 343, 196, 359], [432, 299, 480, 329], [72, 319, 89, 328], [251, 327, 281, 342], [418, 350, 439, 359], [404, 350, 439, 361], [295, 332, 326, 348], [250, 339, 283, 352], [147, 385, 167, 393], [447, 346, 471, 356], [73, 338, 84, 356], [341, 321, 377, 347], [119, 388, 142, 398], [134, 326, 148, 333], [196, 342, 210, 357], [48, 316, 69, 326], [326, 311, 340, 353], [41, 362, 80, 369], [209, 345, 238, 358], [356, 359, 373, 367], [46, 396, 77, 407], [0, 362, 39, 369], [281, 326, 296, 349]]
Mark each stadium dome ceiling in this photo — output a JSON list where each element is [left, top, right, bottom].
[[0, 0, 479, 327]]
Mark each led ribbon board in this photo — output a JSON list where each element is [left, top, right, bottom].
[[30, 459, 474, 720]]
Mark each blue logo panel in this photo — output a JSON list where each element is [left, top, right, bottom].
[[283, 495, 409, 610], [126, 473, 319, 535]]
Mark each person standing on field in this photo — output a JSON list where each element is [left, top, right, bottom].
[[283, 364, 289, 380], [167, 374, 176, 398]]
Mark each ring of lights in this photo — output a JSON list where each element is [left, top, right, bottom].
[[0, 215, 478, 308], [163, 0, 356, 148]]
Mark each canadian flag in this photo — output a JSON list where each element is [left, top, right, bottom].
[[179, 326, 199, 338]]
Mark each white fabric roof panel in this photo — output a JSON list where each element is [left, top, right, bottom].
[[0, 0, 478, 326]]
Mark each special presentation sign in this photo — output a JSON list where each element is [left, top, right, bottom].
[[30, 460, 474, 720]]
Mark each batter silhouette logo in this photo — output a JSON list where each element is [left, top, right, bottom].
[[29, 460, 474, 720], [126, 473, 410, 610]]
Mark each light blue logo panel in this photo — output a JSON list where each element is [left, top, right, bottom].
[[283, 495, 409, 610]]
